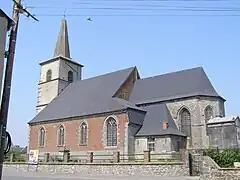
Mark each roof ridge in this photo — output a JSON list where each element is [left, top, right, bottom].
[[138, 66, 203, 81], [79, 66, 135, 82]]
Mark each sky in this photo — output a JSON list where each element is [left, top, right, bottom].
[[1, 0, 240, 147]]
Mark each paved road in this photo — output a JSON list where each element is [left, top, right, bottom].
[[2, 169, 199, 180]]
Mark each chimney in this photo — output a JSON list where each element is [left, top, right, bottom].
[[163, 121, 168, 129]]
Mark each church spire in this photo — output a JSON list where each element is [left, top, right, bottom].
[[53, 19, 71, 58]]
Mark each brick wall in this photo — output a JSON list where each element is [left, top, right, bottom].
[[29, 113, 128, 155]]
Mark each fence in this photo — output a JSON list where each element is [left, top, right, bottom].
[[5, 150, 182, 164]]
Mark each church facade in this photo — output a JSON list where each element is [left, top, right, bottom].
[[28, 19, 225, 157]]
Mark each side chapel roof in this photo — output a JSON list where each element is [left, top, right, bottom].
[[136, 103, 186, 137]]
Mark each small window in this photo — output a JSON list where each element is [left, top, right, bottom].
[[147, 137, 155, 151], [68, 71, 73, 83], [119, 90, 128, 100], [79, 122, 88, 145], [46, 69, 52, 81], [137, 140, 140, 146], [39, 127, 45, 147], [57, 125, 65, 146]]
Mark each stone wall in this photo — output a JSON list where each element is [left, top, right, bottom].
[[3, 162, 188, 176], [166, 96, 224, 149], [203, 169, 240, 180], [201, 156, 240, 180]]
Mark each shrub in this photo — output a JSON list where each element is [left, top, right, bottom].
[[204, 148, 240, 168]]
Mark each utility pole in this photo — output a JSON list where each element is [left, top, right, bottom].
[[0, 1, 38, 179]]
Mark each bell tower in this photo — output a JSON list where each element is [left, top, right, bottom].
[[36, 19, 83, 114]]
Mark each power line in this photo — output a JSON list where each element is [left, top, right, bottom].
[[25, 6, 240, 11], [24, 7, 240, 12], [35, 13, 240, 17], [72, 2, 240, 10], [72, 0, 231, 1]]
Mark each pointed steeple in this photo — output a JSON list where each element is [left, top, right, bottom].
[[53, 19, 71, 58]]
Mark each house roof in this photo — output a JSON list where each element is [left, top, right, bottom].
[[136, 103, 186, 137], [29, 67, 143, 124], [207, 116, 240, 125], [129, 67, 224, 105], [0, 9, 13, 30]]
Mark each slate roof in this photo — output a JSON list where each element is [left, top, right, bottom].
[[53, 19, 71, 59], [136, 103, 185, 137], [29, 66, 223, 128], [29, 67, 144, 124], [207, 116, 240, 125], [129, 67, 224, 105]]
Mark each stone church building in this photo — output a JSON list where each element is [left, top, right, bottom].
[[28, 19, 226, 157]]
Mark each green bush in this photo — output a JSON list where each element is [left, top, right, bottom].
[[204, 148, 240, 168], [4, 150, 26, 162]]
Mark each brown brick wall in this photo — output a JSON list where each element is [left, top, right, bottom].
[[29, 113, 128, 153]]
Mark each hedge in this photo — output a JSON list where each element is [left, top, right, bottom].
[[204, 148, 240, 168]]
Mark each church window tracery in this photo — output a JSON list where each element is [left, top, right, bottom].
[[180, 108, 191, 137], [205, 106, 213, 135], [57, 125, 65, 146], [106, 117, 117, 147], [79, 122, 88, 145], [205, 106, 213, 122], [39, 127, 45, 147]]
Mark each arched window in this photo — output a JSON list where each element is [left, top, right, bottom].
[[180, 108, 191, 137], [39, 127, 45, 147], [205, 106, 213, 135], [106, 117, 117, 146], [46, 69, 52, 81], [79, 122, 87, 145], [68, 71, 73, 83], [205, 106, 213, 123], [57, 125, 65, 146]]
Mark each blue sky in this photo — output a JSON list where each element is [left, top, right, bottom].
[[1, 0, 240, 146]]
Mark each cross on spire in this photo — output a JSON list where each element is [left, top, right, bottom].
[[63, 10, 66, 19]]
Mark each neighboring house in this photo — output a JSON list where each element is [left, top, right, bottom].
[[0, 9, 13, 102], [28, 19, 226, 157], [207, 116, 240, 149], [21, 146, 28, 154]]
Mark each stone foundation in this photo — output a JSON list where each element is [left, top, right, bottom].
[[201, 156, 240, 180], [3, 162, 188, 176], [201, 168, 240, 180]]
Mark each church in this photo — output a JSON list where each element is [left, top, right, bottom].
[[28, 19, 225, 157]]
